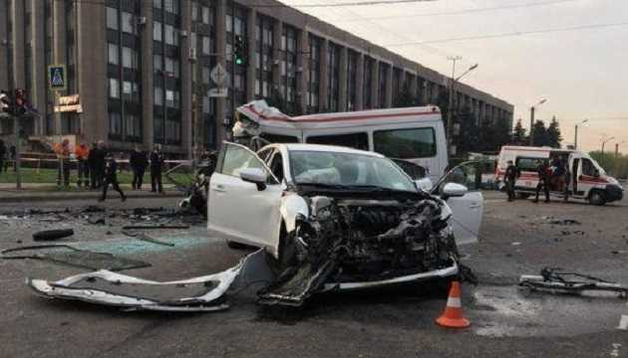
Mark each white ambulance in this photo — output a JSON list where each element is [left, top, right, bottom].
[[235, 101, 449, 184], [495, 146, 623, 205]]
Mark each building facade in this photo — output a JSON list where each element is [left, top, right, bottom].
[[0, 0, 514, 156]]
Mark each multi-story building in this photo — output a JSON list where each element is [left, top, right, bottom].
[[0, 0, 514, 156]]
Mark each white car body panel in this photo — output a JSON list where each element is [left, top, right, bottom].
[[444, 192, 484, 246]]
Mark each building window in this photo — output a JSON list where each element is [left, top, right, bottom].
[[165, 24, 178, 46], [379, 63, 387, 108], [106, 7, 118, 30], [154, 87, 163, 105], [363, 58, 373, 109], [108, 43, 118, 65], [122, 47, 138, 69], [153, 21, 162, 41], [327, 42, 340, 112], [202, 36, 211, 55], [108, 78, 119, 98], [153, 54, 162, 71], [202, 6, 211, 25], [347, 51, 357, 111], [109, 112, 122, 136], [121, 12, 135, 34], [308, 35, 321, 113], [126, 114, 142, 138], [165, 0, 179, 14]]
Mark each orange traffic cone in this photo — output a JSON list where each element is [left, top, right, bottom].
[[435, 281, 470, 328]]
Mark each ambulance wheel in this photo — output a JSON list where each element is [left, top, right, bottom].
[[517, 192, 530, 199], [589, 190, 606, 206]]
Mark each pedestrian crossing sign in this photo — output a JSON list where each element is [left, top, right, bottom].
[[48, 65, 66, 91]]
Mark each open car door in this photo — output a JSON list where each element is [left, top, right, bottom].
[[431, 161, 484, 245], [208, 142, 284, 250]]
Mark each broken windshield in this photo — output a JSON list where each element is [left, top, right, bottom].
[[288, 150, 416, 192]]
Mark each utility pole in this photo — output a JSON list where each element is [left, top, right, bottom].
[[574, 119, 588, 149], [529, 106, 535, 146], [529, 99, 547, 146], [446, 56, 461, 154]]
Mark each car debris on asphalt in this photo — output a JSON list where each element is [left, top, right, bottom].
[[519, 267, 628, 297], [27, 249, 273, 312], [1, 244, 151, 271], [32, 228, 75, 241]]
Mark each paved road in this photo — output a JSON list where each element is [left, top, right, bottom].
[[0, 193, 627, 358]]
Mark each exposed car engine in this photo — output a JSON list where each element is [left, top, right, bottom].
[[258, 193, 459, 307]]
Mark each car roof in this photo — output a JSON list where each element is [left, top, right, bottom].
[[270, 143, 385, 158]]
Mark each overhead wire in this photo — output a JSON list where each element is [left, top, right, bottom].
[[338, 0, 581, 23], [385, 21, 628, 47]]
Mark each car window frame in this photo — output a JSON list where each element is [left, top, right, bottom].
[[432, 160, 484, 195], [216, 142, 280, 185]]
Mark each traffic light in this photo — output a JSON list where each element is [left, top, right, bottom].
[[0, 90, 11, 114], [234, 35, 247, 66]]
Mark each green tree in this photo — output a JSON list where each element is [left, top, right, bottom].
[[531, 120, 550, 146], [547, 116, 563, 148], [512, 119, 527, 144], [454, 107, 480, 155]]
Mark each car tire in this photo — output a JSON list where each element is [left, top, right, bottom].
[[32, 229, 74, 241], [589, 190, 606, 206]]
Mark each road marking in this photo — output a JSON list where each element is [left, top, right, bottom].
[[618, 315, 628, 331]]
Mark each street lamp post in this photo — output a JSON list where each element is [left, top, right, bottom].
[[574, 119, 588, 149], [446, 57, 478, 155], [529, 98, 547, 146], [601, 136, 615, 154], [1, 38, 21, 190]]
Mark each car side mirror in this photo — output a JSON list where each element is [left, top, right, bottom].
[[441, 182, 468, 199], [415, 178, 433, 192], [240, 168, 268, 191]]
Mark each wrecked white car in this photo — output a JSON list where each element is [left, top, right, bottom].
[[208, 142, 484, 306]]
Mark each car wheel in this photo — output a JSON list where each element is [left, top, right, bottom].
[[269, 223, 296, 274], [589, 190, 606, 206]]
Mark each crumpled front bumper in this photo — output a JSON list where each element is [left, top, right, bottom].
[[321, 260, 459, 292]]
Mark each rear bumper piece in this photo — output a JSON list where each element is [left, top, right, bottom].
[[605, 185, 624, 202], [321, 261, 459, 291]]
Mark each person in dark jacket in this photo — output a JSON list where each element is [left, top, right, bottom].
[[99, 153, 126, 202], [504, 160, 520, 202], [9, 144, 16, 172], [150, 144, 164, 193], [0, 140, 6, 174], [129, 145, 148, 190], [534, 160, 551, 203], [88, 141, 106, 189]]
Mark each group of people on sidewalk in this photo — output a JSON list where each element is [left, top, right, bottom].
[[504, 155, 570, 203], [53, 141, 166, 201]]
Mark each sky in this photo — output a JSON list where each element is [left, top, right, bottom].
[[281, 0, 628, 154]]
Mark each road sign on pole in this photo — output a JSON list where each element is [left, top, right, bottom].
[[209, 88, 228, 98], [210, 64, 227, 87], [49, 65, 67, 91]]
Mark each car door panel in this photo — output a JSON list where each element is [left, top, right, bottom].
[[208, 143, 283, 250], [446, 192, 483, 245], [431, 161, 485, 245]]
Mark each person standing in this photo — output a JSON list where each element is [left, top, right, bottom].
[[150, 144, 164, 193], [88, 141, 106, 189], [99, 153, 126, 202], [504, 160, 520, 202], [75, 142, 90, 188], [55, 139, 72, 187], [129, 145, 148, 190], [9, 144, 16, 172], [533, 160, 551, 203], [0, 140, 6, 174]]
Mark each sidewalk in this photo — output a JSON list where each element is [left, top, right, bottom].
[[0, 183, 184, 203]]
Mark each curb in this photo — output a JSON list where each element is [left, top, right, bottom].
[[0, 190, 185, 203]]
